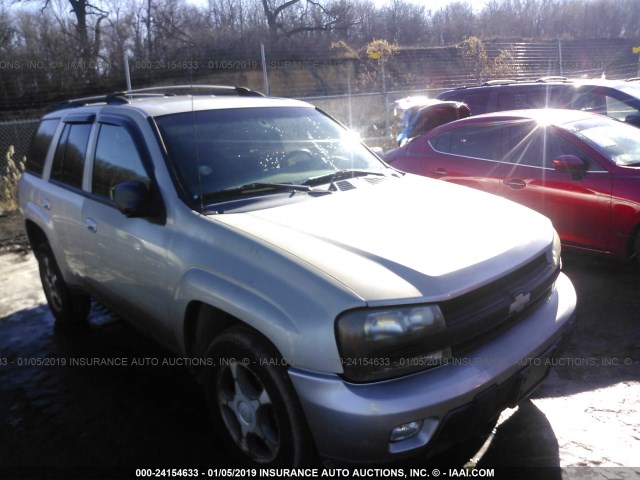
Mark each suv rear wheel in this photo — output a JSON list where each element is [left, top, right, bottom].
[[203, 326, 314, 466], [34, 242, 90, 327]]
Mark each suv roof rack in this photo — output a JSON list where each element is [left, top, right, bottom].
[[48, 85, 264, 112], [536, 76, 569, 83], [482, 79, 518, 86], [625, 77, 640, 82]]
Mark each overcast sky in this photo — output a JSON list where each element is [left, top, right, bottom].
[[411, 0, 486, 12], [186, 0, 488, 13]]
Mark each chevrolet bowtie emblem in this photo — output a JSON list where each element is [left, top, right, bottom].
[[509, 292, 531, 314]]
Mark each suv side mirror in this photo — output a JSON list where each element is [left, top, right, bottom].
[[113, 181, 151, 217], [625, 114, 640, 128], [552, 155, 586, 180]]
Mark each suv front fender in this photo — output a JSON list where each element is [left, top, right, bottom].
[[171, 266, 360, 374]]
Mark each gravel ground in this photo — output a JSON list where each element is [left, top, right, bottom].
[[0, 212, 29, 255]]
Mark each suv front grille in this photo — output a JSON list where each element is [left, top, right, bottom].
[[440, 253, 559, 357]]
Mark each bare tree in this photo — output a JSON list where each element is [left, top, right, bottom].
[[430, 2, 476, 45], [0, 5, 15, 47], [13, 0, 109, 60], [260, 0, 354, 44], [381, 0, 429, 46]]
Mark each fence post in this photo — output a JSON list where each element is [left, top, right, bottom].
[[124, 52, 132, 91], [558, 40, 563, 76], [381, 54, 390, 138], [261, 43, 270, 96]]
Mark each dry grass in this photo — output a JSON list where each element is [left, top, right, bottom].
[[0, 146, 25, 213]]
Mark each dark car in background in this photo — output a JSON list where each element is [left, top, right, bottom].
[[392, 97, 471, 145], [386, 109, 640, 263], [437, 77, 640, 127]]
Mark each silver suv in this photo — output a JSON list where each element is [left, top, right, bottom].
[[19, 85, 576, 466]]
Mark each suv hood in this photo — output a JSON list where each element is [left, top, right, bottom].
[[214, 174, 554, 304]]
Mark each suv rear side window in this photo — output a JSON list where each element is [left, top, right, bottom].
[[496, 86, 571, 110], [497, 91, 529, 110], [431, 125, 501, 160], [451, 92, 489, 115], [605, 97, 638, 121], [50, 123, 92, 189], [92, 124, 150, 200], [26, 118, 60, 176], [503, 123, 604, 171]]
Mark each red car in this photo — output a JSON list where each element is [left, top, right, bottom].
[[386, 109, 640, 262]]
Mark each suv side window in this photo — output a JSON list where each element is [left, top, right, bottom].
[[503, 123, 604, 171], [496, 91, 533, 110], [444, 125, 501, 160], [604, 96, 639, 121], [453, 92, 490, 115], [50, 122, 92, 189], [569, 91, 607, 115], [26, 118, 60, 176], [547, 133, 606, 172], [503, 123, 544, 167], [494, 86, 572, 111], [92, 123, 150, 200], [431, 131, 452, 152]]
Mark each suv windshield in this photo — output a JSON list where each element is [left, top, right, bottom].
[[155, 106, 388, 205], [562, 118, 640, 166]]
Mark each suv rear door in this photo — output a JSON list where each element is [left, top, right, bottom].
[[45, 114, 93, 282]]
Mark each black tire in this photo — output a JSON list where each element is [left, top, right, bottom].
[[203, 326, 314, 467], [34, 242, 90, 327]]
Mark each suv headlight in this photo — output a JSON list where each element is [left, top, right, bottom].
[[336, 305, 451, 382]]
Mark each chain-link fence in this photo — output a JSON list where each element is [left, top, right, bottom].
[[0, 87, 445, 210], [0, 119, 39, 212], [299, 88, 448, 148], [0, 91, 404, 209]]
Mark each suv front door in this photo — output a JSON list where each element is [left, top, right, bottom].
[[496, 123, 613, 252], [81, 118, 171, 341]]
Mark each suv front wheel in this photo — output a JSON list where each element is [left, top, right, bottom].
[[203, 326, 314, 466]]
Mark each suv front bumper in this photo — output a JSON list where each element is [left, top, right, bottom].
[[288, 272, 576, 463]]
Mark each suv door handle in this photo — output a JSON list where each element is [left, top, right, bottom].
[[503, 178, 527, 189], [85, 218, 97, 233], [430, 168, 447, 178]]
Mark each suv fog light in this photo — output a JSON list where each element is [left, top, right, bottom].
[[390, 421, 423, 442]]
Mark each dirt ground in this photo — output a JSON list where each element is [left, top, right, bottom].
[[0, 212, 29, 255], [1, 212, 639, 479]]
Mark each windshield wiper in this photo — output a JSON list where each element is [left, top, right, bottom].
[[303, 169, 387, 186], [204, 182, 312, 200]]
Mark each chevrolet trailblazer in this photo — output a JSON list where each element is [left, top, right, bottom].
[[18, 85, 576, 466]]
